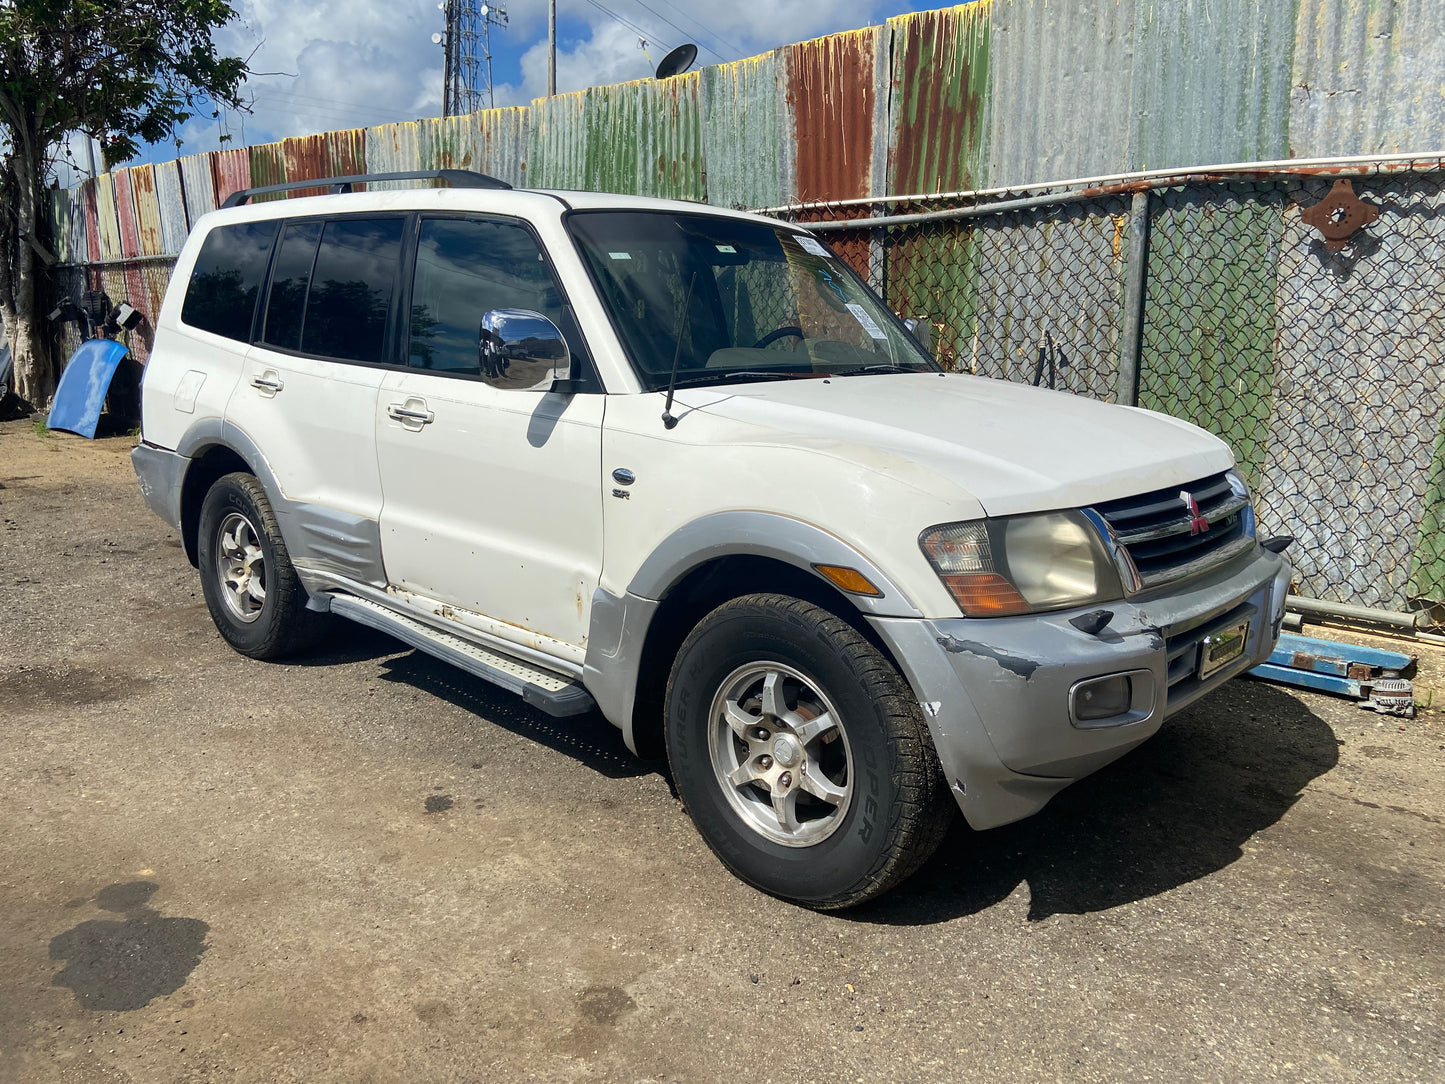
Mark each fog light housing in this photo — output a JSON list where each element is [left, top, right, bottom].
[[1074, 675, 1131, 719], [1068, 669, 1156, 729]]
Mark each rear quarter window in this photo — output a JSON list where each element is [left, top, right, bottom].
[[180, 221, 279, 342]]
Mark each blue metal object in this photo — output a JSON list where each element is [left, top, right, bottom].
[[1248, 662, 1361, 698], [1265, 633, 1413, 672], [1247, 632, 1413, 698], [46, 339, 130, 438]]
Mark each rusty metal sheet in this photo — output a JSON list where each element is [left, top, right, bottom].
[[527, 74, 704, 199], [82, 179, 101, 265], [417, 108, 529, 186], [1128, 0, 1294, 172], [1290, 0, 1445, 157], [248, 142, 286, 203], [112, 169, 141, 258], [984, 0, 1135, 188], [886, 5, 992, 196], [282, 128, 366, 198], [179, 153, 218, 224], [782, 27, 880, 203], [281, 133, 332, 198], [129, 165, 166, 256], [701, 53, 787, 210], [364, 121, 419, 191], [47, 187, 88, 264], [212, 148, 252, 208], [94, 175, 123, 261], [526, 93, 585, 190], [153, 160, 189, 253]]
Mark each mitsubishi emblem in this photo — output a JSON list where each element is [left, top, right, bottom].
[[1180, 490, 1210, 536]]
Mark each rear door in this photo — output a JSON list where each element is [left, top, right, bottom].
[[226, 215, 407, 584], [374, 214, 605, 651]]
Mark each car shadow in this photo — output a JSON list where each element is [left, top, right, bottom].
[[284, 621, 415, 668], [377, 649, 652, 780], [854, 680, 1340, 925]]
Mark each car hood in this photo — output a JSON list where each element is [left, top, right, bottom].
[[674, 372, 1234, 518]]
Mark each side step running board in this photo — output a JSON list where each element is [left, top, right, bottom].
[[329, 595, 596, 718]]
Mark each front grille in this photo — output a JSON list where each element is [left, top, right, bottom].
[[1093, 472, 1253, 589]]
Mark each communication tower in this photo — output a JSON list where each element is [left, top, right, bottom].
[[433, 0, 508, 115]]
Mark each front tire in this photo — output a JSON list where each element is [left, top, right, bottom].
[[197, 472, 324, 660], [665, 594, 952, 909]]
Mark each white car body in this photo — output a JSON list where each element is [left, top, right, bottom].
[[132, 177, 1290, 903]]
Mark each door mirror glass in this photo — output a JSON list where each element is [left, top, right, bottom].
[[903, 316, 932, 353], [477, 308, 570, 390]]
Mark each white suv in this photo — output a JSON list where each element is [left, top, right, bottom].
[[132, 170, 1291, 908]]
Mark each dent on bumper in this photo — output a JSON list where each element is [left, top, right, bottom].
[[870, 548, 1290, 831], [131, 442, 188, 532]]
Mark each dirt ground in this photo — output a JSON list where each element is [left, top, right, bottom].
[[1, 419, 1441, 1083]]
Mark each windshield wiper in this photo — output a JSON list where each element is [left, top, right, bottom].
[[666, 370, 814, 390], [835, 362, 923, 376]]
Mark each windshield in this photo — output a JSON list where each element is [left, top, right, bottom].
[[567, 211, 938, 390]]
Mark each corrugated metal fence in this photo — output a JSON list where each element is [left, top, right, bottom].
[[39, 1, 1445, 620]]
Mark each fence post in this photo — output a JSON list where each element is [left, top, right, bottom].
[[868, 202, 887, 297], [1116, 189, 1151, 406]]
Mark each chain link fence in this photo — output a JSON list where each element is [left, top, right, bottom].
[[784, 161, 1445, 621], [45, 159, 1445, 621], [50, 257, 174, 366]]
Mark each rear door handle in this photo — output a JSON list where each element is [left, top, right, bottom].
[[387, 399, 435, 428], [250, 371, 283, 395]]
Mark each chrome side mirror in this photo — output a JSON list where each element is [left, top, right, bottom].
[[903, 316, 932, 353], [477, 308, 571, 390]]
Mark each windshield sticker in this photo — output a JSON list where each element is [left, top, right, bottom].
[[796, 235, 831, 259], [608, 251, 633, 260], [715, 244, 736, 253], [813, 267, 848, 311], [846, 303, 888, 340]]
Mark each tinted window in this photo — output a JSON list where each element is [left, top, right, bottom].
[[409, 217, 584, 387], [302, 218, 405, 363], [181, 221, 277, 341], [261, 221, 321, 352]]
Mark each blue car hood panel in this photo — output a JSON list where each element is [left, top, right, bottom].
[[47, 340, 130, 439]]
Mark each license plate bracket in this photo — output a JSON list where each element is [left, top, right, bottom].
[[1199, 620, 1250, 679]]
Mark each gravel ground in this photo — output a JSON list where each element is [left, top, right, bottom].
[[1, 419, 1442, 1083]]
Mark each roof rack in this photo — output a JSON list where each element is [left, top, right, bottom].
[[220, 169, 513, 208]]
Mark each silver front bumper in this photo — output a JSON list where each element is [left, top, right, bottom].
[[870, 546, 1291, 831]]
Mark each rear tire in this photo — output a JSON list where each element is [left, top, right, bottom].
[[197, 472, 325, 659], [665, 593, 952, 909]]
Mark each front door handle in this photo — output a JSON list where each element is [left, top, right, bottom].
[[387, 399, 435, 429]]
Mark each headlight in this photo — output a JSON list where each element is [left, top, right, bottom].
[[919, 511, 1124, 617], [1226, 469, 1257, 538]]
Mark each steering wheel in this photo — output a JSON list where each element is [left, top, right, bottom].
[[752, 325, 805, 349]]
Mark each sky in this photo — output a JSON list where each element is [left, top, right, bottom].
[[57, 0, 928, 178]]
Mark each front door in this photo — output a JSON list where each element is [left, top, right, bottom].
[[374, 215, 605, 652]]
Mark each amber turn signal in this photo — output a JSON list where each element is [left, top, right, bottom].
[[813, 564, 884, 597], [938, 572, 1030, 615]]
